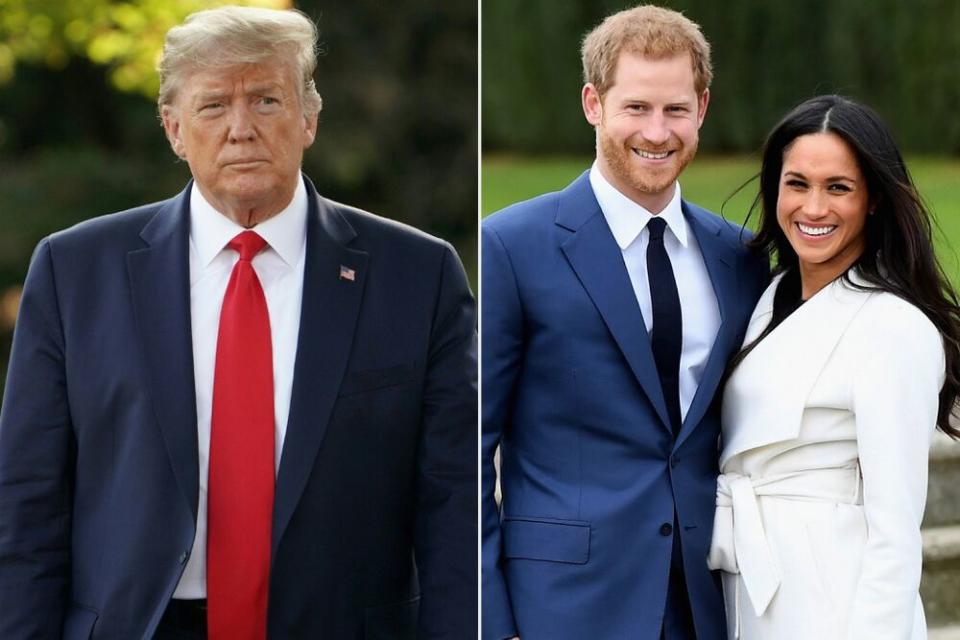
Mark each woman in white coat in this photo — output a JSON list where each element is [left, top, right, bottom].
[[708, 95, 960, 639]]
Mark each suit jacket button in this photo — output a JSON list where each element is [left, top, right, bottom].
[[669, 455, 678, 468], [178, 551, 189, 564], [660, 522, 673, 536]]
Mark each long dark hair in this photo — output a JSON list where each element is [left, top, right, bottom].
[[736, 94, 960, 438]]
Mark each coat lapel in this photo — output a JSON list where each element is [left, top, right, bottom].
[[126, 187, 200, 523], [675, 204, 737, 449], [557, 173, 672, 434], [720, 272, 873, 468], [272, 179, 369, 556]]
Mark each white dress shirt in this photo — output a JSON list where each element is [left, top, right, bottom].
[[589, 163, 721, 421], [173, 179, 308, 599]]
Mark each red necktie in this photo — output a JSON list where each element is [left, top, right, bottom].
[[207, 230, 274, 640]]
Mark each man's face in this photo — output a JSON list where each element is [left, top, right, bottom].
[[161, 59, 317, 223], [582, 51, 708, 213]]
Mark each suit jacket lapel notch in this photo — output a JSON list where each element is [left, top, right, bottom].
[[126, 185, 200, 522], [273, 182, 369, 555], [557, 173, 673, 434]]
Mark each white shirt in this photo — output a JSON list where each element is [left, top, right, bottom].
[[589, 163, 721, 421], [173, 178, 308, 599]]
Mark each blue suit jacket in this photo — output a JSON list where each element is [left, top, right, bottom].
[[481, 173, 768, 640], [0, 176, 477, 639]]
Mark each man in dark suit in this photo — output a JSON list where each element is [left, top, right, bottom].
[[0, 6, 476, 639], [481, 5, 768, 640]]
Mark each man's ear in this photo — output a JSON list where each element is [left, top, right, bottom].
[[696, 88, 710, 129], [161, 105, 187, 159], [302, 110, 318, 149], [582, 83, 603, 127]]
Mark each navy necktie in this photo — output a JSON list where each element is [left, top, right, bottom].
[[646, 217, 683, 437]]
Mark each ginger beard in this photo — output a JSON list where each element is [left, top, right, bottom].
[[596, 113, 699, 199]]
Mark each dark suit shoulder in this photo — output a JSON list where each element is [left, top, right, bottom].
[[683, 201, 769, 298], [323, 198, 453, 257], [683, 200, 741, 240], [718, 218, 757, 254], [46, 198, 171, 252], [483, 189, 563, 237], [684, 200, 759, 256]]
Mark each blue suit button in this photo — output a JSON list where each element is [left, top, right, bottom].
[[660, 522, 673, 536]]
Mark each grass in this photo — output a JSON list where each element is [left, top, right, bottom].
[[482, 154, 960, 285]]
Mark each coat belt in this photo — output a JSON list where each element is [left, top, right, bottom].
[[707, 464, 862, 636]]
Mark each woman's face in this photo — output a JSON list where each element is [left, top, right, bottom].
[[777, 132, 870, 285]]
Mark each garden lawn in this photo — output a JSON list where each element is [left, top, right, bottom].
[[482, 155, 960, 286]]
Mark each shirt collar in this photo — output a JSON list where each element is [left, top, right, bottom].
[[189, 176, 308, 269], [589, 162, 688, 250]]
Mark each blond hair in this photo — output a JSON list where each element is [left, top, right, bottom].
[[158, 6, 323, 115], [581, 4, 712, 96]]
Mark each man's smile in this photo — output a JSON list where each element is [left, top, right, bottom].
[[632, 148, 673, 160]]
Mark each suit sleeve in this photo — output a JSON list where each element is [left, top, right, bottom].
[[480, 225, 522, 640], [414, 243, 478, 639], [847, 301, 944, 638], [0, 239, 73, 637]]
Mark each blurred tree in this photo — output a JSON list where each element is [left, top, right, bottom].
[[0, 0, 289, 95], [299, 0, 478, 245], [482, 0, 960, 156]]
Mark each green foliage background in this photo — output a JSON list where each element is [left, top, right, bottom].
[[482, 0, 960, 155], [0, 0, 477, 392]]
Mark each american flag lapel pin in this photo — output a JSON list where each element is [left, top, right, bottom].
[[339, 265, 356, 282]]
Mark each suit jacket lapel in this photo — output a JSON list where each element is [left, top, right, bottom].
[[675, 204, 737, 449], [557, 173, 673, 434], [272, 179, 369, 556], [720, 272, 872, 467], [126, 186, 200, 523]]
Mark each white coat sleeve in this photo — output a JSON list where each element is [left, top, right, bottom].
[[848, 299, 945, 638]]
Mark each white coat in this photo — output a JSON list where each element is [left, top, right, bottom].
[[708, 270, 945, 639]]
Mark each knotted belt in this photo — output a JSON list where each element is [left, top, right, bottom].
[[707, 463, 862, 638]]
